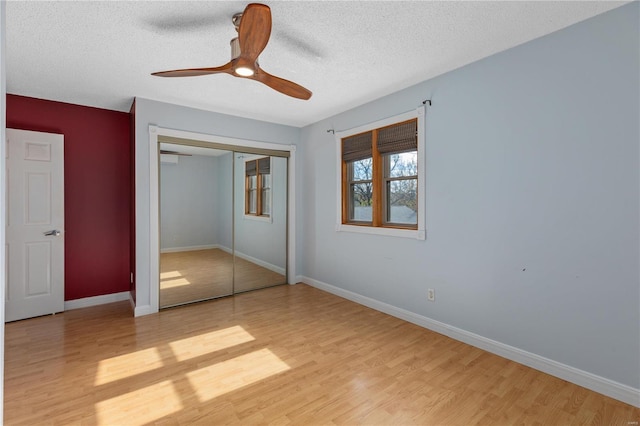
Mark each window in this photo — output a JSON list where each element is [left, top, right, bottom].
[[336, 107, 425, 240], [245, 157, 271, 217]]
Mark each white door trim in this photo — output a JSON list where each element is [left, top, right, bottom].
[[140, 125, 296, 316]]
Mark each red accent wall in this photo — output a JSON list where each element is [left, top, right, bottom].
[[7, 94, 131, 301]]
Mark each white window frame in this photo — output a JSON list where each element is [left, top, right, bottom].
[[242, 154, 273, 223], [335, 107, 426, 240]]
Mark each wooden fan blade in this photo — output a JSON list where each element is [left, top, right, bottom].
[[238, 3, 272, 63], [152, 62, 233, 77], [253, 68, 312, 100]]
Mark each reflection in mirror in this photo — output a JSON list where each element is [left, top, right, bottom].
[[159, 143, 233, 307], [233, 154, 287, 292]]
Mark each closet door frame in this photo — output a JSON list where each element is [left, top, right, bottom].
[[147, 125, 296, 315]]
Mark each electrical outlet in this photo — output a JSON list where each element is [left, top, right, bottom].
[[427, 288, 435, 302]]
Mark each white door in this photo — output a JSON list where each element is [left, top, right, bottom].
[[5, 129, 64, 322]]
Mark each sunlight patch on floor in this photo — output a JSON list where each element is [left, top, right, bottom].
[[161, 277, 192, 288], [186, 348, 290, 401], [160, 270, 182, 279], [96, 380, 182, 425], [94, 347, 163, 385], [161, 270, 192, 288], [92, 328, 284, 420], [169, 325, 255, 362]]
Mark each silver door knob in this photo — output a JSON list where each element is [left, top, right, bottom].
[[43, 230, 61, 236]]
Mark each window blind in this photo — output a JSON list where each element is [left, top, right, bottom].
[[258, 157, 270, 174], [377, 119, 417, 155], [246, 160, 257, 176], [342, 131, 373, 162]]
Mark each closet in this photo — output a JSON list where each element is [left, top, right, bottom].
[[158, 141, 287, 308]]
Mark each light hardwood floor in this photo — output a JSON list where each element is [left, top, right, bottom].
[[160, 249, 286, 307], [5, 284, 639, 425]]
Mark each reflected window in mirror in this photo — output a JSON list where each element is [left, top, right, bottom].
[[245, 157, 271, 217]]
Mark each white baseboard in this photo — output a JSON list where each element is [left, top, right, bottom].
[[300, 276, 640, 408], [233, 250, 286, 275], [160, 244, 220, 254], [218, 245, 232, 255], [134, 304, 157, 317], [127, 293, 157, 317], [129, 293, 136, 313], [64, 291, 131, 311]]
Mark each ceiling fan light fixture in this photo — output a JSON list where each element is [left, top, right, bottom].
[[230, 37, 255, 77], [235, 66, 255, 77]]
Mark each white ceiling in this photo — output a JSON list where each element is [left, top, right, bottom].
[[6, 1, 626, 127]]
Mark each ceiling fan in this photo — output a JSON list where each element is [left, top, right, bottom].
[[152, 3, 312, 100]]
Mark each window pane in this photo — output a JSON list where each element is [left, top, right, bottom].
[[387, 151, 417, 178], [387, 179, 417, 224], [248, 190, 257, 214], [261, 189, 271, 215], [261, 173, 271, 189], [248, 175, 257, 189], [351, 158, 373, 181], [350, 182, 373, 221]]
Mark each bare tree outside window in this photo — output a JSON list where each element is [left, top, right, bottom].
[[386, 151, 418, 224], [349, 157, 373, 221], [352, 157, 373, 205]]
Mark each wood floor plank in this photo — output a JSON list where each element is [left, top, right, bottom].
[[4, 284, 639, 425]]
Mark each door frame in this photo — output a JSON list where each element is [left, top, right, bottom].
[[145, 125, 296, 315]]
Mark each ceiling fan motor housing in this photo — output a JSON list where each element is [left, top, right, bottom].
[[230, 12, 244, 61], [230, 37, 259, 66], [230, 37, 241, 60]]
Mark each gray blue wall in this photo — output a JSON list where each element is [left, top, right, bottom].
[[160, 155, 219, 250], [298, 3, 639, 390], [216, 152, 233, 250]]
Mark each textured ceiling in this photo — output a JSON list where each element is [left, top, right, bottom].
[[6, 1, 627, 127]]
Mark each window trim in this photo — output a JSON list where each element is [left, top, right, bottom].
[[335, 107, 426, 240], [243, 155, 273, 223]]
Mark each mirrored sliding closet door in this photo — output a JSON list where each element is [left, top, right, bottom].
[[159, 143, 234, 308], [159, 142, 287, 308]]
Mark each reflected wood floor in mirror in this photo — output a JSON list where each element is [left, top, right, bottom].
[[5, 284, 638, 425], [160, 249, 286, 307]]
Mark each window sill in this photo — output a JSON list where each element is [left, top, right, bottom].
[[244, 214, 272, 223], [336, 224, 426, 240]]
